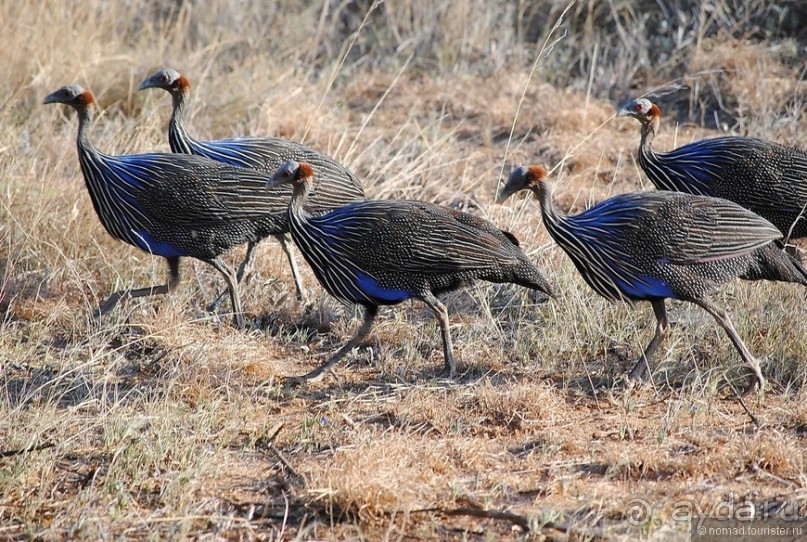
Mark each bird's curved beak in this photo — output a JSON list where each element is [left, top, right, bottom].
[[265, 173, 284, 190], [138, 77, 157, 91], [495, 183, 516, 204], [43, 91, 59, 105], [616, 102, 636, 118]]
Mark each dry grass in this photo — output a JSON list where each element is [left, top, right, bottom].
[[3, 1, 807, 540]]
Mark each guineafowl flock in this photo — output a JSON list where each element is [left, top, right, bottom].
[[44, 69, 807, 393]]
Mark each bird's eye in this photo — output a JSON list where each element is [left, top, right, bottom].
[[634, 103, 642, 111], [161, 74, 169, 82]]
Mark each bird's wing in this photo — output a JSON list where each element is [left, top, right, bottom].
[[308, 201, 523, 276], [647, 193, 782, 265], [662, 138, 807, 215], [197, 137, 360, 183], [736, 142, 807, 216], [114, 154, 288, 223], [445, 208, 521, 246]]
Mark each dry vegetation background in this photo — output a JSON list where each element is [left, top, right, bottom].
[[2, 0, 807, 540]]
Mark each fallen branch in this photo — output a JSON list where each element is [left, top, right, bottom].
[[0, 441, 55, 458], [256, 422, 306, 485]]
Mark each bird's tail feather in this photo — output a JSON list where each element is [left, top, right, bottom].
[[742, 242, 807, 287]]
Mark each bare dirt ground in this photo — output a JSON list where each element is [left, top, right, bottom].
[[2, 1, 807, 540]]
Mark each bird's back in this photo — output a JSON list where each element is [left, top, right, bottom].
[[181, 135, 365, 211], [550, 191, 782, 301], [291, 199, 550, 305], [646, 136, 807, 236]]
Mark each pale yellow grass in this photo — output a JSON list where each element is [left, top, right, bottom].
[[3, 1, 807, 540]]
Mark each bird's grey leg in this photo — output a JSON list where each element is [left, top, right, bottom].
[[206, 257, 246, 330], [692, 298, 765, 393], [421, 292, 456, 378], [97, 257, 181, 318], [276, 233, 306, 302], [288, 305, 378, 384], [236, 241, 259, 284], [628, 299, 669, 382], [208, 241, 259, 312]]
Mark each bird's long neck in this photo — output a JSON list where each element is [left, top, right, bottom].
[[288, 179, 315, 226], [74, 104, 96, 156], [168, 90, 196, 154], [530, 180, 564, 231], [74, 104, 106, 175], [72, 104, 129, 242], [639, 116, 659, 156]]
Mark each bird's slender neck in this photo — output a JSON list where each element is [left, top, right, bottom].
[[168, 89, 194, 151], [639, 115, 659, 154], [529, 180, 563, 227], [70, 102, 121, 241], [74, 104, 98, 157], [170, 89, 188, 123], [288, 179, 316, 223]]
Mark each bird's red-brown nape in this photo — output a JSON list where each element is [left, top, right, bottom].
[[176, 74, 190, 93], [296, 162, 315, 180], [80, 90, 96, 106], [648, 103, 661, 119], [526, 165, 548, 185]]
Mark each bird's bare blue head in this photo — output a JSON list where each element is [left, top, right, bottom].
[[617, 98, 661, 125], [139, 68, 189, 95], [497, 165, 548, 203], [43, 84, 95, 109]]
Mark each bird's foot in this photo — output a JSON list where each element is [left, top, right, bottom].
[[95, 291, 126, 321], [626, 357, 652, 383], [740, 371, 765, 397], [784, 243, 805, 263], [230, 311, 249, 331], [437, 357, 458, 380], [206, 291, 228, 313], [284, 367, 339, 387], [436, 368, 456, 380]]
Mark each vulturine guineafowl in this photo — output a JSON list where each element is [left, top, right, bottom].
[[267, 161, 554, 382], [619, 98, 807, 241], [44, 84, 301, 328], [139, 68, 366, 301], [498, 165, 807, 392]]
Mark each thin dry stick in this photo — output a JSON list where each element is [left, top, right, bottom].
[[723, 376, 761, 429], [497, 0, 577, 191], [257, 422, 306, 484], [583, 40, 599, 121], [344, 51, 415, 164], [0, 441, 55, 458], [302, 0, 383, 144]]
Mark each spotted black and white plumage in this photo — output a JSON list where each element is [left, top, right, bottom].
[[139, 68, 366, 301], [44, 84, 290, 327], [619, 98, 807, 239], [268, 161, 554, 382], [138, 68, 365, 213], [498, 165, 807, 392]]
